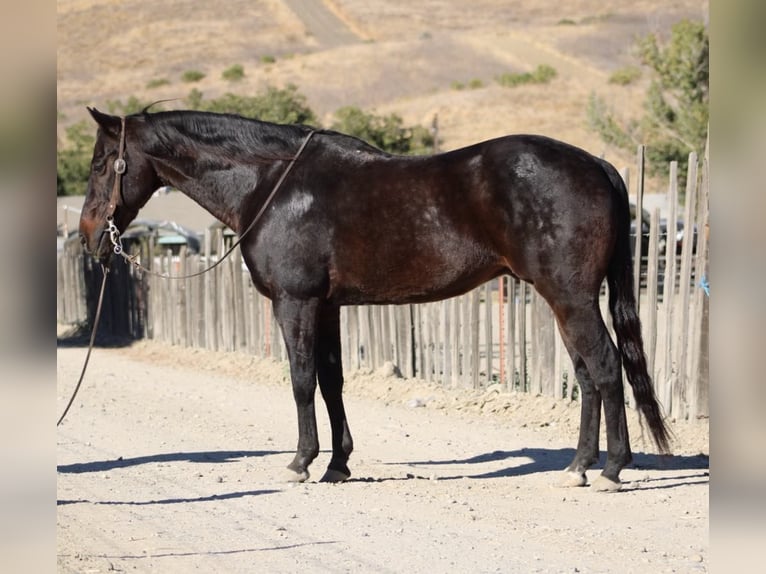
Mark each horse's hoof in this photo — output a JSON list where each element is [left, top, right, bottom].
[[591, 474, 622, 492], [284, 468, 310, 483], [558, 470, 587, 488], [319, 468, 350, 483]]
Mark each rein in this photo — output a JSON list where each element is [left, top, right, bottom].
[[57, 264, 110, 426], [57, 121, 316, 426]]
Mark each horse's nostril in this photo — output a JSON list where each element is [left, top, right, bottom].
[[79, 234, 87, 246]]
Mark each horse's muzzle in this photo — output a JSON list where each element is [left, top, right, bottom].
[[79, 217, 113, 263]]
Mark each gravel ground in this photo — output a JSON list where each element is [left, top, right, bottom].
[[57, 339, 708, 573]]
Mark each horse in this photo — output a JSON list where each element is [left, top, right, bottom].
[[79, 107, 671, 491]]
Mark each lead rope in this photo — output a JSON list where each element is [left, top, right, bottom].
[[57, 264, 109, 426]]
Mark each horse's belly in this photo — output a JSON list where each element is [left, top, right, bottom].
[[330, 248, 503, 305]]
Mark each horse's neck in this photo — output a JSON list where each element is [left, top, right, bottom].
[[151, 152, 258, 233]]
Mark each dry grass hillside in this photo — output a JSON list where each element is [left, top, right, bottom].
[[57, 0, 708, 182]]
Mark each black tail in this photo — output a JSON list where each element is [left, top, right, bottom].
[[600, 160, 672, 454]]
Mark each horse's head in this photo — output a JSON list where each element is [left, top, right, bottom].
[[79, 108, 161, 262]]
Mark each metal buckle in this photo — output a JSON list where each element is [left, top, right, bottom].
[[106, 216, 123, 255], [113, 158, 126, 174]]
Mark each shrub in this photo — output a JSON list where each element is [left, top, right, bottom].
[[330, 106, 434, 155], [146, 78, 171, 89], [608, 66, 641, 86], [181, 70, 205, 83], [222, 64, 245, 81], [496, 64, 557, 87]]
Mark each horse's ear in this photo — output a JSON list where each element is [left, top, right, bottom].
[[87, 107, 121, 137]]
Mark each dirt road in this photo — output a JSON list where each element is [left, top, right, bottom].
[[57, 342, 708, 573]]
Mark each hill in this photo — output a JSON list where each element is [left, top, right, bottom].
[[57, 0, 708, 181]]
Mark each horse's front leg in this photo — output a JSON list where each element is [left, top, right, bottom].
[[316, 304, 353, 482], [273, 296, 320, 482]]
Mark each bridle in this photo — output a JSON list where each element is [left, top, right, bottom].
[[58, 117, 316, 426], [105, 116, 127, 255]]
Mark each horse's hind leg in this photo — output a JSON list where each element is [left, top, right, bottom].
[[551, 299, 632, 491], [316, 305, 354, 483], [558, 350, 601, 487]]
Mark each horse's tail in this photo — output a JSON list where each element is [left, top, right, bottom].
[[599, 159, 672, 454]]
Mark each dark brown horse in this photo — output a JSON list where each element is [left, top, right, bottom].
[[79, 108, 670, 491]]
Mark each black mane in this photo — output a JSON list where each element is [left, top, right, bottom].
[[132, 109, 316, 161]]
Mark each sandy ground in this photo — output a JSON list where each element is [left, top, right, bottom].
[[57, 338, 708, 573]]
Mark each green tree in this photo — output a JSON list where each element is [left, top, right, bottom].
[[330, 106, 434, 155], [588, 19, 708, 178], [57, 121, 94, 196]]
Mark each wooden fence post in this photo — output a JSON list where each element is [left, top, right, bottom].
[[531, 289, 556, 396], [645, 208, 661, 377], [660, 161, 679, 411], [498, 277, 505, 388], [673, 153, 698, 420], [690, 152, 710, 418]]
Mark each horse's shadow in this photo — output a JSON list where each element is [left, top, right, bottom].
[[57, 449, 288, 507], [373, 447, 709, 488], [57, 321, 137, 348], [57, 449, 289, 474]]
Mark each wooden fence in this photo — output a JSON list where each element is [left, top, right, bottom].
[[57, 151, 709, 420]]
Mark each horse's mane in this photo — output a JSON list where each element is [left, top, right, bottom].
[[132, 109, 314, 162]]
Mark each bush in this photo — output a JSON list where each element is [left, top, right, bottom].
[[330, 106, 434, 155], [181, 70, 206, 83], [146, 78, 171, 89], [222, 64, 245, 81], [608, 66, 641, 86], [586, 93, 637, 150], [496, 64, 557, 87]]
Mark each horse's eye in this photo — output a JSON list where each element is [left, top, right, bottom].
[[92, 161, 106, 174]]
